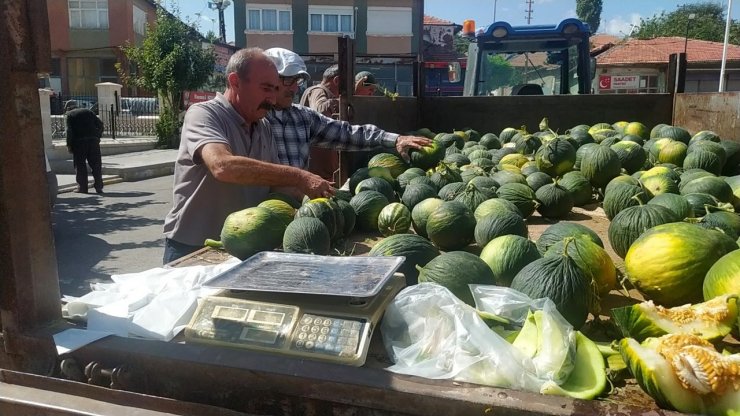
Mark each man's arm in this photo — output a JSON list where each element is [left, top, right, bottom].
[[199, 142, 335, 199], [304, 109, 431, 159]]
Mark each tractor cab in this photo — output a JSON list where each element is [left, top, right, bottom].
[[461, 18, 594, 96]]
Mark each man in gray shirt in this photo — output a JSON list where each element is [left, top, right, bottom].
[[162, 48, 335, 264]]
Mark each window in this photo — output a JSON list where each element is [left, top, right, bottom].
[[246, 5, 291, 32], [367, 7, 411, 36], [68, 0, 109, 29], [133, 5, 147, 35], [308, 6, 353, 34]]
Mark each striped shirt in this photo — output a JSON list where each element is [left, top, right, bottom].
[[266, 104, 398, 169]]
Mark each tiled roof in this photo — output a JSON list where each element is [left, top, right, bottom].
[[597, 36, 740, 65], [424, 15, 454, 25], [591, 34, 620, 48]]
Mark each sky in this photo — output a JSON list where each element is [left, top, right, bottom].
[[165, 0, 740, 44]]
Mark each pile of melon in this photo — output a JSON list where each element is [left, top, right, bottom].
[[214, 120, 740, 414]]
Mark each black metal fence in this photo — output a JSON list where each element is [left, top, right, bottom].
[[49, 93, 160, 139]]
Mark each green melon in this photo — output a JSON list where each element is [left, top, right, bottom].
[[258, 199, 296, 227], [580, 145, 621, 189], [282, 217, 331, 255], [335, 199, 356, 237], [409, 141, 445, 170], [426, 201, 476, 250], [647, 193, 693, 220], [603, 184, 647, 220], [680, 176, 733, 203], [220, 207, 286, 260], [401, 182, 438, 210], [535, 138, 576, 177], [480, 235, 541, 286], [295, 198, 344, 241], [368, 153, 407, 178], [473, 197, 521, 221], [658, 125, 691, 144], [683, 150, 723, 175], [535, 183, 574, 219], [641, 174, 678, 198], [474, 211, 528, 247], [349, 191, 389, 232], [611, 141, 646, 174], [608, 203, 678, 259], [497, 183, 538, 218], [355, 177, 396, 202], [558, 171, 593, 206], [625, 222, 738, 306], [377, 202, 412, 237], [411, 197, 444, 238], [479, 133, 502, 150], [526, 172, 554, 191], [368, 233, 440, 285], [417, 251, 495, 305], [703, 249, 740, 301], [453, 182, 497, 212], [511, 244, 592, 328], [545, 237, 617, 295], [536, 222, 604, 255]]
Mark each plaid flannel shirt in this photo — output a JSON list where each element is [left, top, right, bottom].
[[267, 104, 398, 169]]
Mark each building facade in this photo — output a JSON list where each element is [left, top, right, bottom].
[[46, 0, 158, 97], [595, 37, 740, 94], [234, 0, 422, 96]]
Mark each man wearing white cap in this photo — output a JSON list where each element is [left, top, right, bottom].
[[262, 47, 430, 185], [162, 48, 334, 263]]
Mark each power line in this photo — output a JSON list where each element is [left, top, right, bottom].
[[208, 0, 231, 43]]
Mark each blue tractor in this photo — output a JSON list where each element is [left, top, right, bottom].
[[462, 18, 595, 96]]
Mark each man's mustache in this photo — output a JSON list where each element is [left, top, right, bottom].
[[258, 101, 273, 110]]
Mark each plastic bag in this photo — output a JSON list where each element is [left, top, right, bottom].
[[381, 283, 576, 393]]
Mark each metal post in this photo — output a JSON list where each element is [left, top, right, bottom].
[[719, 0, 733, 92], [110, 104, 116, 141]]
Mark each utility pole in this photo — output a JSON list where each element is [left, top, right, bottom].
[[524, 0, 534, 24], [209, 0, 231, 43]]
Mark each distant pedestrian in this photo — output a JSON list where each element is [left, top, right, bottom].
[[66, 102, 104, 194]]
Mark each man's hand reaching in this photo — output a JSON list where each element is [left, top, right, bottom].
[[395, 135, 433, 162], [298, 170, 336, 199]]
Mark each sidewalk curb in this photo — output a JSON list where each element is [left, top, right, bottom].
[[58, 177, 124, 194]]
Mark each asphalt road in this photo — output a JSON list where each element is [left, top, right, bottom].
[[52, 175, 174, 297]]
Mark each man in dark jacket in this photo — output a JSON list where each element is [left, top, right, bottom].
[[66, 102, 104, 193]]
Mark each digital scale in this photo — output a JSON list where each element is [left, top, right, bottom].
[[185, 252, 406, 367]]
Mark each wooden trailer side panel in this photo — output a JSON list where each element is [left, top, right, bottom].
[[674, 92, 740, 142]]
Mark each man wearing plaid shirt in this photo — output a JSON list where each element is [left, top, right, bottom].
[[263, 48, 430, 190]]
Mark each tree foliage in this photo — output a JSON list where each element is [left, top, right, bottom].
[[117, 7, 215, 148], [483, 55, 518, 93], [576, 0, 602, 33], [633, 2, 740, 44]]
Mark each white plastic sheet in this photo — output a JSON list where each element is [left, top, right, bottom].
[[62, 258, 240, 341], [381, 283, 576, 393]]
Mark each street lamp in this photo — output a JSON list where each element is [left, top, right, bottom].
[[684, 13, 696, 55]]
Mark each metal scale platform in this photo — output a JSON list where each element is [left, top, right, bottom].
[[185, 252, 406, 366]]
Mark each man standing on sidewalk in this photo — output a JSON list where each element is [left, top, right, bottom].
[[65, 101, 104, 194]]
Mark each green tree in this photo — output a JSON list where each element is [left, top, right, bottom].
[[633, 2, 740, 43], [576, 0, 602, 33], [117, 7, 215, 148], [454, 35, 472, 56], [483, 55, 516, 92]]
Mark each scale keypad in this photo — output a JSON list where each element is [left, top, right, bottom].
[[291, 314, 365, 357]]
